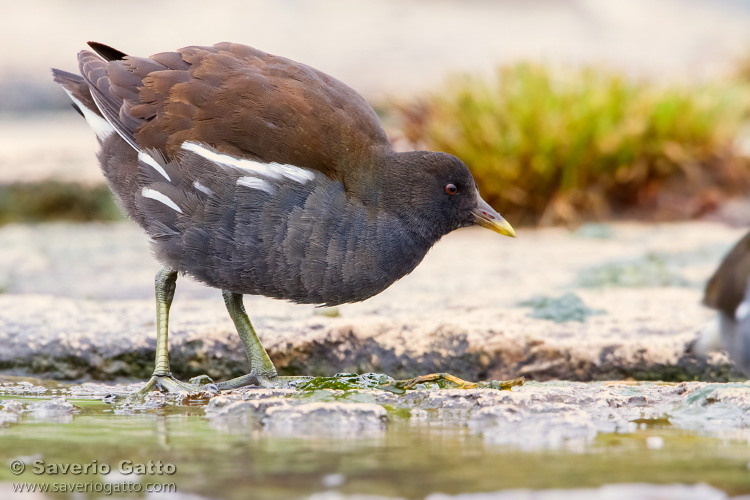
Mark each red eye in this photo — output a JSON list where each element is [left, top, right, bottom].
[[445, 183, 458, 195]]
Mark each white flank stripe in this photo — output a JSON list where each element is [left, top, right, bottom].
[[193, 181, 212, 196], [142, 188, 183, 213], [63, 89, 115, 141], [237, 177, 276, 195], [182, 141, 314, 184], [138, 151, 171, 181]]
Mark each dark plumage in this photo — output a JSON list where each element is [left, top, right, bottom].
[[52, 42, 514, 392], [699, 231, 750, 374]]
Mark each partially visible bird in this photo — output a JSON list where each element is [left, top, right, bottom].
[[696, 231, 750, 375], [52, 42, 515, 393]]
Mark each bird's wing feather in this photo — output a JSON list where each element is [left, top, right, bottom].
[[77, 42, 391, 184], [704, 231, 750, 316]]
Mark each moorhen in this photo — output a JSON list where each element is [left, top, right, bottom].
[[698, 231, 750, 375], [52, 42, 515, 393]]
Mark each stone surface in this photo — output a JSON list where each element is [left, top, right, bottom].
[[0, 221, 746, 382], [1, 377, 749, 498], [197, 380, 750, 446], [4, 378, 750, 446]]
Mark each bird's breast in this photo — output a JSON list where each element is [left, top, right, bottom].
[[138, 145, 433, 305]]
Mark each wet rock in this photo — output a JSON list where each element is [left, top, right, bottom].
[[669, 383, 750, 435], [206, 398, 290, 432], [374, 381, 750, 445], [0, 401, 24, 426], [26, 396, 77, 423], [1, 376, 750, 451], [262, 402, 388, 437], [468, 404, 597, 451], [204, 388, 389, 437]]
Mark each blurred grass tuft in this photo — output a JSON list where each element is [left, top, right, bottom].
[[0, 182, 122, 225], [396, 63, 750, 225]]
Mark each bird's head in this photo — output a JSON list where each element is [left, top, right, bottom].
[[382, 150, 515, 240]]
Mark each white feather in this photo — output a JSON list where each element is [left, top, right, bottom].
[[142, 188, 183, 213], [237, 177, 277, 195], [181, 141, 315, 184], [693, 317, 722, 354], [193, 181, 212, 196], [138, 151, 171, 181], [63, 89, 114, 141]]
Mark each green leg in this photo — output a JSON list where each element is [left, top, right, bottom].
[[201, 291, 311, 390], [138, 267, 202, 394], [212, 291, 282, 390]]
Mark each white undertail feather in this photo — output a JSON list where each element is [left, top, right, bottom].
[[737, 300, 750, 322], [62, 89, 114, 141], [694, 317, 722, 355], [237, 176, 277, 195], [138, 151, 171, 181], [736, 278, 750, 322], [181, 141, 315, 184], [141, 188, 183, 213]]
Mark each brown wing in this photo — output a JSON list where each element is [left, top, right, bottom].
[[704, 231, 750, 316], [79, 42, 391, 183]]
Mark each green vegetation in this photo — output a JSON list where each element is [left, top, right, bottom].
[[397, 63, 750, 225], [518, 292, 604, 322], [0, 182, 121, 224], [574, 252, 691, 288], [295, 372, 392, 391]]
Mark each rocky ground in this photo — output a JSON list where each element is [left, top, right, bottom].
[[0, 219, 746, 383], [2, 376, 750, 448], [1, 375, 750, 499]]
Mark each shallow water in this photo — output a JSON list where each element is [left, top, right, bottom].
[[1, 379, 749, 499]]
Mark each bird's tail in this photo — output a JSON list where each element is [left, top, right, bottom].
[[51, 67, 117, 142], [51, 68, 98, 119]]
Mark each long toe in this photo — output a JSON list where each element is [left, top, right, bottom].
[[137, 375, 205, 395]]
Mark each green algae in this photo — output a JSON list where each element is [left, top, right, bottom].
[[574, 223, 615, 240], [519, 292, 605, 323], [295, 372, 393, 392], [575, 252, 691, 288]]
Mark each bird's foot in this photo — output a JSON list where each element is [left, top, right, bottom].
[[212, 374, 313, 391], [134, 372, 314, 395], [383, 373, 525, 393], [137, 374, 212, 395]]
